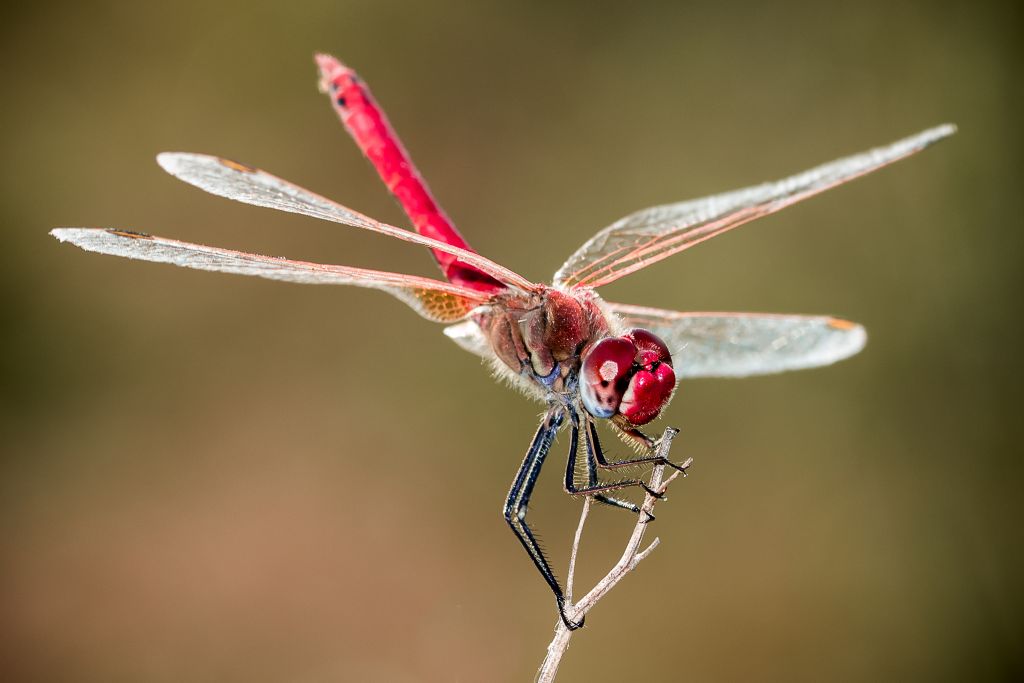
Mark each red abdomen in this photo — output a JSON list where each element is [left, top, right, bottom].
[[317, 55, 503, 293]]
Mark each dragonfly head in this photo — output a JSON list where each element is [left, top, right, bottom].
[[579, 328, 676, 426]]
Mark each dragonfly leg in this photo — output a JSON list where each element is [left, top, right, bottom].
[[503, 408, 584, 631], [562, 409, 650, 516], [598, 418, 691, 477], [563, 412, 670, 514]]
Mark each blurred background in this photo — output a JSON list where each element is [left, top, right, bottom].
[[1, 1, 1020, 681]]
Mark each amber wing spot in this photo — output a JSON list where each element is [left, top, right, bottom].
[[827, 317, 858, 331], [218, 158, 258, 173], [411, 288, 481, 323], [106, 229, 153, 239]]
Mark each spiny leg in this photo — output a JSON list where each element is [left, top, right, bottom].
[[562, 409, 657, 515], [594, 417, 690, 476], [587, 459, 643, 516], [503, 408, 583, 631], [565, 411, 667, 501]]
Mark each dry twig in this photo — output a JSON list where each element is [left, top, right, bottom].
[[536, 427, 690, 682]]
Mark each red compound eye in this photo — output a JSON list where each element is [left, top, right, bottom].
[[580, 329, 676, 425], [580, 336, 636, 418], [618, 359, 676, 425], [624, 328, 673, 367], [619, 329, 675, 425]]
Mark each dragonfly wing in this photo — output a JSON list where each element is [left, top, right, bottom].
[[610, 303, 866, 378], [443, 320, 492, 360], [52, 228, 492, 323], [554, 125, 956, 288], [156, 153, 538, 292]]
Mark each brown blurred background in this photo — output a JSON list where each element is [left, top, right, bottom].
[[1, 1, 1020, 681]]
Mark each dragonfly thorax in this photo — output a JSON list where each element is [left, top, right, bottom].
[[477, 288, 676, 426], [477, 288, 602, 390]]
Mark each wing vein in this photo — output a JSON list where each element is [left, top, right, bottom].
[[554, 125, 955, 289]]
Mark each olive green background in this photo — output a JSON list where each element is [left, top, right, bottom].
[[1, 1, 1020, 681]]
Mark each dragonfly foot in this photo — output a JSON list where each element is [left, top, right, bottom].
[[665, 456, 694, 476], [557, 598, 585, 630], [640, 482, 666, 499]]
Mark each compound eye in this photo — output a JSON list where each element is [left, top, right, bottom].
[[624, 328, 672, 367], [580, 337, 637, 418], [619, 361, 676, 425], [619, 328, 676, 425]]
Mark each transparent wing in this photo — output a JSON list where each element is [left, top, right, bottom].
[[610, 303, 866, 378], [52, 228, 492, 323], [156, 153, 538, 293], [554, 124, 956, 289]]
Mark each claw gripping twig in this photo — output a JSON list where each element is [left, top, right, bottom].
[[537, 427, 687, 682]]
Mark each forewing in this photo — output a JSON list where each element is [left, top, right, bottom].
[[156, 153, 538, 292], [52, 228, 492, 323], [555, 125, 956, 288], [610, 303, 866, 378]]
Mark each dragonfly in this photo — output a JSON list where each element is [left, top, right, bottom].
[[52, 53, 955, 630]]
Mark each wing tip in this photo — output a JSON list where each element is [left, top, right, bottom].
[[912, 123, 957, 150], [156, 151, 220, 177], [51, 227, 105, 246], [51, 227, 104, 253], [155, 151, 184, 174], [50, 227, 74, 243], [826, 316, 858, 331], [827, 317, 868, 359], [157, 151, 261, 188], [51, 227, 154, 253]]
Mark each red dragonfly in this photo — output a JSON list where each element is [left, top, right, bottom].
[[52, 54, 955, 629]]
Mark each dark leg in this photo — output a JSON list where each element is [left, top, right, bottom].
[[562, 409, 649, 514], [503, 408, 584, 630], [582, 429, 650, 513], [591, 418, 689, 475], [563, 412, 670, 504]]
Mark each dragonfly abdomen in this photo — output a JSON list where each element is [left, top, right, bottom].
[[316, 54, 503, 293]]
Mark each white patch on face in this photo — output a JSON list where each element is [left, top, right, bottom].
[[599, 360, 619, 381], [620, 381, 636, 407]]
